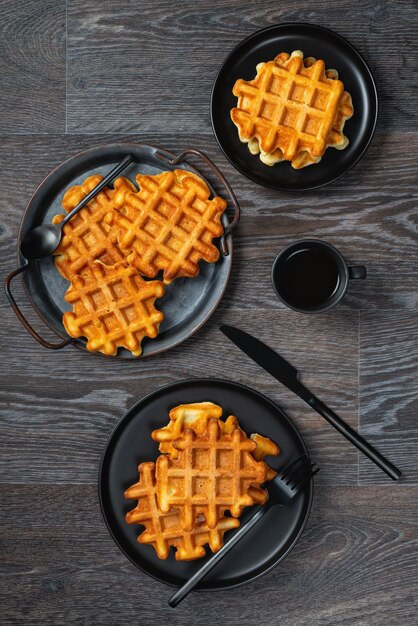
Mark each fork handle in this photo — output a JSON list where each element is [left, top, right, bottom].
[[168, 505, 268, 608]]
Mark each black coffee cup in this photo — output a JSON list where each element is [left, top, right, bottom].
[[271, 239, 366, 313]]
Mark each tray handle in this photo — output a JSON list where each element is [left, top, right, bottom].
[[155, 148, 240, 255], [4, 263, 72, 350]]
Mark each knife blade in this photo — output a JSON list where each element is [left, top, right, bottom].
[[220, 324, 401, 481], [220, 324, 313, 402]]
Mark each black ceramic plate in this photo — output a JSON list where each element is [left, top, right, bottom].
[[211, 23, 378, 190], [17, 143, 233, 358], [99, 379, 313, 590]]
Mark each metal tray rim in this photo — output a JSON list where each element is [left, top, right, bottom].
[[16, 142, 234, 359]]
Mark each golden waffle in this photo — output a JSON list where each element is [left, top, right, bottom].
[[125, 461, 240, 561], [231, 50, 354, 169], [156, 418, 268, 531], [151, 402, 279, 503], [52, 175, 135, 281], [113, 169, 227, 283], [242, 433, 279, 505], [151, 402, 237, 458], [251, 433, 279, 480], [63, 261, 164, 356]]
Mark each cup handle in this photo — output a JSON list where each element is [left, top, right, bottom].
[[348, 265, 367, 280]]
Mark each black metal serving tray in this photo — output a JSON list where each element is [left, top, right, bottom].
[[10, 143, 240, 358]]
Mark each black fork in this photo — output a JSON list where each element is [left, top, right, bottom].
[[169, 455, 319, 607]]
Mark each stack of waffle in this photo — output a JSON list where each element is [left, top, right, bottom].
[[52, 170, 227, 356], [231, 50, 354, 169], [124, 402, 279, 561]]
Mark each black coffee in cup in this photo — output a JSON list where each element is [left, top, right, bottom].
[[271, 240, 366, 313], [275, 247, 340, 308]]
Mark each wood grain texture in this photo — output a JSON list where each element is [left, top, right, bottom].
[[66, 0, 418, 133], [359, 311, 418, 484], [0, 133, 416, 311], [1, 485, 417, 625], [0, 0, 66, 133], [1, 0, 418, 624], [0, 306, 360, 485]]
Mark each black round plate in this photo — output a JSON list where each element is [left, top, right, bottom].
[[17, 143, 232, 358], [99, 379, 313, 590], [211, 23, 378, 191]]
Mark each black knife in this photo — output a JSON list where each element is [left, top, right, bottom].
[[220, 324, 401, 481]]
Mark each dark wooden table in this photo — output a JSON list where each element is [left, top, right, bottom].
[[1, 1, 417, 624]]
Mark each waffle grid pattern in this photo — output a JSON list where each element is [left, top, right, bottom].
[[52, 169, 227, 355], [63, 262, 164, 356], [113, 170, 226, 283], [52, 175, 132, 280], [156, 419, 268, 531], [152, 402, 233, 458], [231, 51, 353, 167], [125, 462, 240, 561]]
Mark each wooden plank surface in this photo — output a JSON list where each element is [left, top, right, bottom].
[[0, 133, 416, 309], [1, 0, 417, 624], [0, 0, 66, 133], [66, 0, 418, 133], [1, 485, 417, 625], [359, 311, 418, 483]]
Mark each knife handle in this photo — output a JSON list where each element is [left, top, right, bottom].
[[309, 396, 401, 480]]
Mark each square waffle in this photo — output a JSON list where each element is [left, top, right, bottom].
[[113, 169, 227, 283], [63, 261, 164, 356], [125, 462, 240, 561], [52, 175, 135, 281], [151, 402, 279, 498], [231, 50, 354, 169], [156, 418, 268, 531]]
